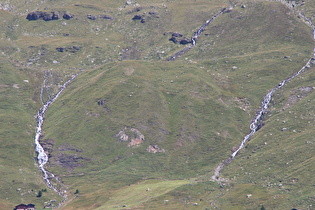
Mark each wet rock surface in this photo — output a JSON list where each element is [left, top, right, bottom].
[[39, 138, 89, 171]]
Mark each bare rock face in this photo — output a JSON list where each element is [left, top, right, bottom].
[[38, 138, 89, 172], [128, 138, 144, 147], [52, 152, 90, 173], [147, 145, 165, 153], [116, 131, 129, 142], [115, 127, 145, 147]]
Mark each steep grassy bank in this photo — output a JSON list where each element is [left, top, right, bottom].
[[0, 58, 63, 207]]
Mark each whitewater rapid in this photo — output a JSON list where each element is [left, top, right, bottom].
[[34, 73, 79, 194]]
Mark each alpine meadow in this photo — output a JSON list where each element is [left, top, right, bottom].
[[1, 0, 315, 209]]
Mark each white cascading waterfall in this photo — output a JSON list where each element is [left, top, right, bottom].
[[34, 72, 79, 203]]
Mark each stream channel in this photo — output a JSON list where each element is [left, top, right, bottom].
[[34, 72, 79, 203]]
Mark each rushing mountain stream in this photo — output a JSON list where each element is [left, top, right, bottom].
[[30, 1, 315, 208], [213, 57, 315, 181], [34, 73, 79, 203], [213, 1, 315, 182], [167, 7, 229, 61]]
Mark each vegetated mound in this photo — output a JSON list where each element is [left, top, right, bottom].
[[1, 0, 315, 209], [43, 3, 314, 205], [43, 60, 248, 178]]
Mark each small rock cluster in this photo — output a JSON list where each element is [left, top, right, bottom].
[[56, 46, 81, 53], [87, 14, 113, 20], [115, 127, 145, 147], [115, 128, 165, 153], [132, 11, 159, 23], [168, 32, 192, 45], [146, 145, 165, 153], [26, 11, 74, 21], [26, 11, 113, 21]]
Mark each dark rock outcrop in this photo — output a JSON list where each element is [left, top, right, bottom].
[[43, 11, 58, 21], [169, 32, 187, 44], [26, 11, 56, 21], [99, 15, 113, 20], [168, 32, 191, 45], [169, 37, 179, 44], [26, 11, 75, 21], [63, 13, 74, 20], [51, 12, 59, 20], [179, 38, 192, 45], [55, 153, 90, 170], [87, 14, 97, 20], [56, 46, 81, 53], [132, 11, 158, 23], [132, 14, 143, 20], [87, 14, 113, 20], [26, 11, 42, 20], [56, 47, 65, 52]]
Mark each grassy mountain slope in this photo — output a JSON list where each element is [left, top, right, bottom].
[[1, 0, 315, 209], [0, 57, 63, 208]]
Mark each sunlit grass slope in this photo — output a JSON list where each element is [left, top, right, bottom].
[[1, 0, 315, 209], [0, 58, 63, 207]]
